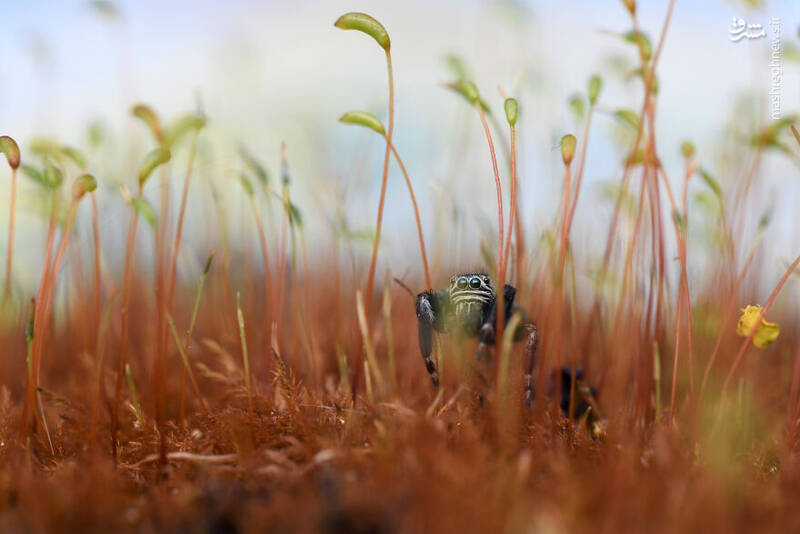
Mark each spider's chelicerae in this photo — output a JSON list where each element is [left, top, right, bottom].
[[415, 272, 601, 420]]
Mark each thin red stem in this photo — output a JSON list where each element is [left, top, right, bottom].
[[475, 102, 505, 363], [355, 49, 394, 401], [112, 183, 143, 463], [2, 168, 17, 311], [388, 143, 432, 291]]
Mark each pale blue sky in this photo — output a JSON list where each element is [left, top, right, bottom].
[[1, 0, 799, 291]]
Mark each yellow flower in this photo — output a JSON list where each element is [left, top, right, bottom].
[[736, 305, 780, 348]]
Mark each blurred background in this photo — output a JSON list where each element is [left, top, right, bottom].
[[1, 0, 799, 296]]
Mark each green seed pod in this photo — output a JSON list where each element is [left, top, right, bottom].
[[339, 110, 386, 136], [444, 54, 468, 79], [452, 79, 480, 104], [88, 120, 106, 148], [614, 109, 641, 131], [504, 98, 518, 126], [561, 134, 577, 166], [43, 161, 63, 189], [20, 164, 45, 187], [163, 113, 206, 149], [0, 136, 20, 169], [334, 12, 390, 51], [73, 173, 97, 199], [29, 136, 62, 160], [288, 201, 303, 229], [568, 94, 586, 120], [623, 30, 652, 62], [239, 173, 255, 197], [239, 146, 269, 187], [699, 168, 722, 201], [61, 146, 87, 169], [588, 75, 603, 106], [138, 147, 171, 186], [132, 103, 164, 143], [130, 196, 157, 228], [680, 140, 696, 161]]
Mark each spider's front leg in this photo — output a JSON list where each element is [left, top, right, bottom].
[[476, 284, 516, 361], [415, 290, 445, 387]]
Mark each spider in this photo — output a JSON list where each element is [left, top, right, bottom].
[[415, 272, 601, 421]]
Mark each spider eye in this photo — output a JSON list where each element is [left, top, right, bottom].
[[457, 278, 467, 289], [469, 277, 481, 289]]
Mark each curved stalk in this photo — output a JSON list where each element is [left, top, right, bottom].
[[386, 142, 432, 291], [363, 50, 395, 313], [355, 49, 394, 401], [475, 102, 505, 363], [502, 125, 517, 285]]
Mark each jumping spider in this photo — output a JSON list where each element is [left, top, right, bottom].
[[415, 272, 601, 422]]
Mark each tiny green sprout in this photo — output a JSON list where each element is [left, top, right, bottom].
[[339, 110, 386, 135], [613, 109, 641, 131], [203, 249, 216, 275], [132, 103, 163, 143], [623, 30, 652, 62], [568, 94, 586, 120], [163, 112, 206, 149], [504, 98, 518, 126], [681, 140, 696, 161], [588, 75, 603, 106], [238, 173, 255, 197], [334, 12, 390, 51], [26, 299, 35, 344], [130, 196, 157, 228], [124, 363, 145, 427], [72, 173, 97, 199], [0, 136, 20, 169], [561, 134, 577, 166], [138, 147, 171, 186]]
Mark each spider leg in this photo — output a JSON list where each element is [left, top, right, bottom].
[[476, 299, 496, 362], [522, 320, 539, 406], [415, 291, 440, 387], [476, 284, 516, 362]]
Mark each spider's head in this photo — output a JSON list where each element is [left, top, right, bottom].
[[449, 273, 494, 318]]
